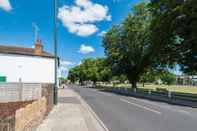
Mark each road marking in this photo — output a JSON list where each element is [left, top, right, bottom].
[[79, 96, 110, 131], [120, 98, 162, 115], [98, 91, 112, 96], [178, 110, 191, 115], [128, 97, 170, 109], [128, 97, 194, 115]]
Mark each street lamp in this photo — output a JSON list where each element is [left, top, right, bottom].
[[54, 0, 58, 105]]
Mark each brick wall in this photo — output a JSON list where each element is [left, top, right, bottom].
[[15, 97, 47, 131], [0, 115, 15, 131], [41, 84, 54, 113], [0, 101, 33, 131], [0, 83, 54, 131]]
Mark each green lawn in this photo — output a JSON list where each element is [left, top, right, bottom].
[[138, 84, 197, 94], [99, 83, 197, 94]]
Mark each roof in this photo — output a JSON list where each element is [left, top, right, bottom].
[[0, 45, 54, 58]]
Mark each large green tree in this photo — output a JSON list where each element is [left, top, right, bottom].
[[150, 0, 197, 74], [103, 3, 159, 89], [68, 65, 86, 84], [96, 58, 112, 82], [68, 58, 112, 85]]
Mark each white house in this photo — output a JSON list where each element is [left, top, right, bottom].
[[0, 40, 55, 83]]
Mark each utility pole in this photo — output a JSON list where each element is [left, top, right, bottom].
[[54, 0, 58, 105]]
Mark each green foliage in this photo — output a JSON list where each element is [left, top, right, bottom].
[[159, 71, 176, 85], [111, 75, 128, 83], [103, 2, 159, 88], [68, 58, 112, 84], [69, 1, 197, 89], [59, 77, 67, 84], [140, 69, 176, 85], [149, 0, 197, 74], [68, 65, 86, 84], [140, 71, 157, 83]]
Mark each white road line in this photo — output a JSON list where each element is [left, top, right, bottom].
[[128, 97, 170, 109], [120, 98, 162, 115], [98, 91, 112, 96], [128, 97, 193, 114], [178, 110, 191, 115]]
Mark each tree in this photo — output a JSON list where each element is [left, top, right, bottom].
[[68, 65, 86, 84], [68, 58, 112, 85], [149, 0, 197, 74], [103, 2, 160, 89], [59, 77, 67, 85], [80, 58, 99, 85], [159, 71, 176, 85], [140, 70, 158, 87], [96, 58, 112, 82]]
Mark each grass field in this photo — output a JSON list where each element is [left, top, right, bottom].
[[138, 84, 197, 94], [100, 83, 197, 94]]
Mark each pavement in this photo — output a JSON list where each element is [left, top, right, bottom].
[[36, 85, 107, 131], [71, 85, 197, 131]]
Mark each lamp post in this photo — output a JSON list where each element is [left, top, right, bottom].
[[54, 0, 58, 105]]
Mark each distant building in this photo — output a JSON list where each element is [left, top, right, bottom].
[[176, 75, 197, 86], [0, 40, 55, 83]]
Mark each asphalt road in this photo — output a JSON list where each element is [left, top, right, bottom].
[[71, 85, 197, 131]]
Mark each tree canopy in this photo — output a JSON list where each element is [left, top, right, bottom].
[[68, 58, 112, 85], [68, 1, 196, 88], [103, 2, 160, 88], [150, 0, 197, 74]]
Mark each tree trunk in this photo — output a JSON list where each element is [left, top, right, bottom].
[[131, 81, 137, 89], [93, 81, 97, 87], [127, 73, 139, 90]]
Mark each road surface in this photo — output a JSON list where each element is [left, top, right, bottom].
[[71, 85, 197, 131]]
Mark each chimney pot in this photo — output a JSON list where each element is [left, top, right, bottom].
[[34, 39, 43, 55]]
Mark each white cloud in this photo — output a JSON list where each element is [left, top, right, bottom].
[[79, 44, 95, 54], [58, 0, 111, 37], [98, 30, 107, 37], [0, 0, 12, 12]]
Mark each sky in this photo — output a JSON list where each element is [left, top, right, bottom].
[[0, 0, 141, 77]]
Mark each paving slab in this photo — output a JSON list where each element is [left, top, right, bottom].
[[36, 86, 106, 131]]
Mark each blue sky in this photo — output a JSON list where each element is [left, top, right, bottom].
[[1, 0, 157, 77]]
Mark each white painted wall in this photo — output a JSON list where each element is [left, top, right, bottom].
[[0, 53, 55, 83]]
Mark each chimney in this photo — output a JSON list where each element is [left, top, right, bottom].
[[34, 39, 43, 55]]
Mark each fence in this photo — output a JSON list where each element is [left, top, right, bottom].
[[106, 87, 197, 107], [84, 85, 197, 108], [0, 83, 42, 103], [0, 83, 54, 131]]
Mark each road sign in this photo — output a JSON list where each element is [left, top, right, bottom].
[[0, 76, 6, 82]]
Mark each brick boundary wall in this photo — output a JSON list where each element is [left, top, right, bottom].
[[0, 101, 34, 131], [15, 97, 47, 131], [0, 115, 15, 131], [0, 83, 54, 131], [41, 84, 54, 114]]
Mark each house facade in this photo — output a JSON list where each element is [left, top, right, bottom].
[[176, 75, 197, 86], [0, 40, 55, 83]]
